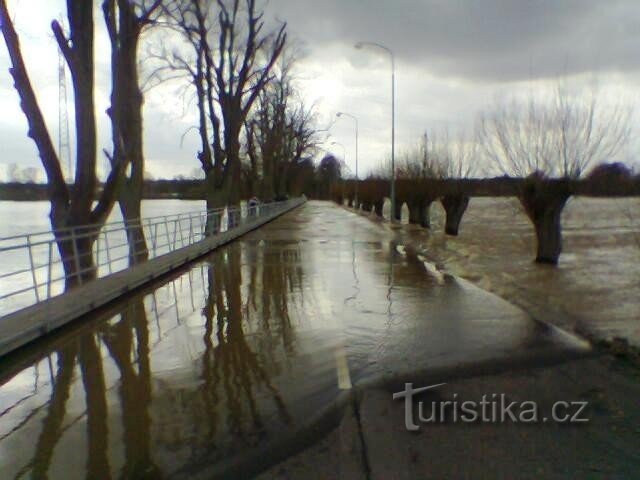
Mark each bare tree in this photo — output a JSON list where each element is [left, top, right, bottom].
[[430, 130, 477, 179], [395, 129, 477, 180], [0, 1, 126, 287], [477, 84, 633, 178], [244, 53, 319, 200], [103, 0, 163, 265], [161, 0, 286, 226]]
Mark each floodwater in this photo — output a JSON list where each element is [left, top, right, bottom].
[[0, 200, 205, 316], [0, 200, 206, 238], [0, 201, 586, 479], [393, 197, 640, 345]]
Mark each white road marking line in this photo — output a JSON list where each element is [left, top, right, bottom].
[[334, 346, 352, 390]]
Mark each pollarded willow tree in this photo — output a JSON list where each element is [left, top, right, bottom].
[[476, 83, 634, 263], [391, 129, 478, 229], [0, 1, 126, 286], [422, 129, 479, 234], [476, 84, 633, 179], [160, 0, 286, 225], [404, 129, 478, 179]]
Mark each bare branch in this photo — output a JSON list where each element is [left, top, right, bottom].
[[0, 0, 68, 204]]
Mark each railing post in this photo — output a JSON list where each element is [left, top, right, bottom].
[[95, 232, 101, 272], [151, 221, 158, 257], [126, 224, 136, 265], [172, 217, 179, 250], [164, 218, 171, 252], [104, 230, 113, 274], [70, 228, 82, 285], [178, 217, 186, 248], [26, 234, 40, 302], [46, 241, 53, 299]]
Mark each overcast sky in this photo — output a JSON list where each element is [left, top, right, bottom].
[[0, 0, 639, 181]]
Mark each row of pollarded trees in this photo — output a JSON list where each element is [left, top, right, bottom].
[[368, 84, 633, 183], [0, 0, 318, 289], [357, 84, 634, 263]]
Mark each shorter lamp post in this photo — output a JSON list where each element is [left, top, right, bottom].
[[355, 40, 396, 222]]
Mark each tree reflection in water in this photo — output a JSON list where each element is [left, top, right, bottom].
[[4, 239, 306, 479], [13, 298, 160, 480], [28, 345, 77, 480], [199, 243, 296, 450], [101, 298, 160, 479]]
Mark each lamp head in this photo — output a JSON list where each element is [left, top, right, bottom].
[[336, 112, 343, 117]]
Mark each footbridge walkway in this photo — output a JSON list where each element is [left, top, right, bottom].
[[0, 198, 305, 357]]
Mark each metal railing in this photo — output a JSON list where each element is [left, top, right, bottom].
[[0, 199, 299, 317]]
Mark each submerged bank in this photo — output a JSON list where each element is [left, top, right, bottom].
[[380, 197, 640, 348]]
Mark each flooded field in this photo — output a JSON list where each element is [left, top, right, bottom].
[[0, 200, 207, 315], [395, 197, 640, 346], [0, 200, 206, 239]]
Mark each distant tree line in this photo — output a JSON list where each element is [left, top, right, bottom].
[[4, 163, 42, 183], [366, 82, 634, 184]]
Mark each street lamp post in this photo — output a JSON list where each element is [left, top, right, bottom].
[[336, 112, 359, 207], [355, 41, 395, 222]]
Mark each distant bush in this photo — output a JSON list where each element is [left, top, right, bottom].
[[587, 162, 633, 183]]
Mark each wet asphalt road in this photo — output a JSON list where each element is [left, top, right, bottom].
[[0, 201, 589, 479]]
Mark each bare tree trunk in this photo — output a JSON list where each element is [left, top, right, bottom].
[[373, 200, 384, 217], [31, 345, 78, 478], [421, 200, 433, 228], [262, 155, 276, 201], [393, 201, 403, 222], [519, 179, 570, 264], [78, 334, 111, 479], [0, 1, 126, 289], [441, 194, 470, 236], [56, 227, 100, 288], [205, 171, 228, 234], [102, 298, 159, 478], [104, 0, 160, 266]]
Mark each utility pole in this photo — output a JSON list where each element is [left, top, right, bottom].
[[57, 17, 72, 183]]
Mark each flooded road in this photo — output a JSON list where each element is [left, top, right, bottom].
[[0, 201, 588, 479]]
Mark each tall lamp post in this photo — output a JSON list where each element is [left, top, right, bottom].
[[336, 112, 359, 206], [355, 41, 395, 221]]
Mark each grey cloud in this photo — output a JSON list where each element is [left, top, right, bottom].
[[269, 0, 640, 82]]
